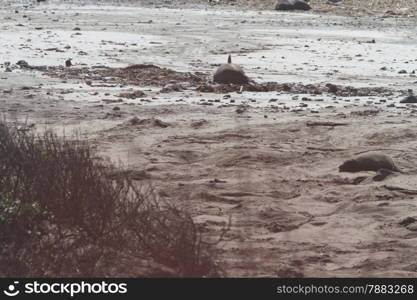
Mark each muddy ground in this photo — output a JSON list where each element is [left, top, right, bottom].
[[1, 1, 417, 277]]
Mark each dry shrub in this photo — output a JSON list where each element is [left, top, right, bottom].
[[0, 122, 222, 277]]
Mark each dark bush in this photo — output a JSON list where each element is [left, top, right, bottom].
[[0, 122, 221, 277]]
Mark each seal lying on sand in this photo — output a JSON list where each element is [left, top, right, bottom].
[[213, 55, 249, 84], [339, 153, 401, 173]]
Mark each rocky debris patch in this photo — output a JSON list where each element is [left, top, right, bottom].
[[350, 109, 380, 117], [197, 82, 393, 97], [15, 61, 395, 98], [339, 153, 401, 173], [41, 63, 207, 91]]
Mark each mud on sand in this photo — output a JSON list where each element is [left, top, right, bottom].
[[1, 1, 417, 277]]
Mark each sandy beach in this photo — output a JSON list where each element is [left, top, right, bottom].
[[1, 0, 417, 277]]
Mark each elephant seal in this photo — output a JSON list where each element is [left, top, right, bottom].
[[339, 153, 401, 173], [275, 0, 311, 11], [213, 55, 249, 84]]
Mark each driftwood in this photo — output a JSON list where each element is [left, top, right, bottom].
[[306, 121, 349, 127]]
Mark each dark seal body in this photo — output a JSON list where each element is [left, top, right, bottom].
[[339, 153, 401, 173], [213, 55, 249, 84]]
